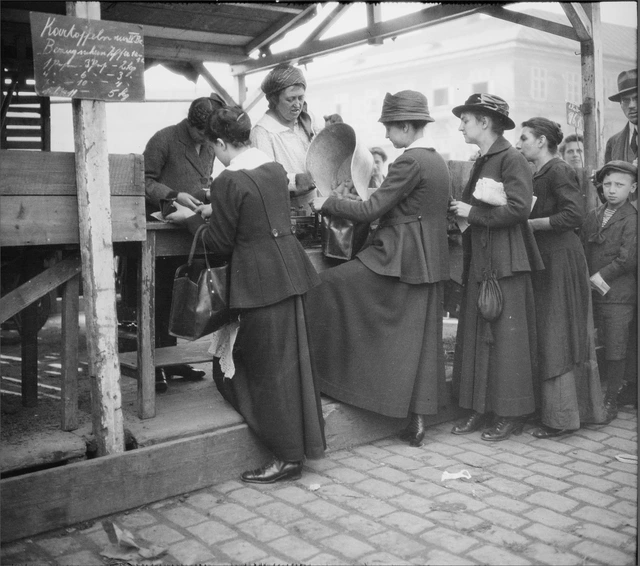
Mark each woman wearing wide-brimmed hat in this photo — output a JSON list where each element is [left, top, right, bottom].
[[449, 93, 544, 441], [307, 90, 451, 447], [250, 63, 318, 214]]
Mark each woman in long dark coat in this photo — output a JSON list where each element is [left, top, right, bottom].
[[516, 117, 607, 437], [307, 90, 450, 447], [170, 107, 325, 483], [449, 94, 544, 441]]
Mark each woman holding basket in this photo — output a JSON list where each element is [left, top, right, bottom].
[[307, 90, 450, 447]]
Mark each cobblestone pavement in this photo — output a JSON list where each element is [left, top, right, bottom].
[[2, 407, 637, 566]]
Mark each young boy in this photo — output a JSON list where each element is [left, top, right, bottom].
[[582, 160, 638, 421]]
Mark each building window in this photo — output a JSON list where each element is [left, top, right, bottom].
[[433, 87, 449, 107], [565, 72, 581, 103], [531, 67, 548, 100], [472, 81, 489, 94]]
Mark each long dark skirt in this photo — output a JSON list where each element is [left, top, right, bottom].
[[453, 272, 538, 417], [532, 242, 606, 428], [230, 295, 325, 462], [306, 258, 447, 418]]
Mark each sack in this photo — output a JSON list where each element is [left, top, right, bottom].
[[321, 214, 370, 260], [477, 269, 503, 322], [168, 225, 230, 341]]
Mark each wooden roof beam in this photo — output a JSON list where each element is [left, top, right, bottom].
[[231, 3, 487, 75], [367, 3, 384, 46], [192, 62, 237, 106], [561, 3, 593, 41], [479, 5, 579, 41], [302, 3, 351, 45], [244, 5, 318, 57], [144, 37, 245, 64]]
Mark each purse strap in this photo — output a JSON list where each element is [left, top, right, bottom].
[[188, 224, 211, 270]]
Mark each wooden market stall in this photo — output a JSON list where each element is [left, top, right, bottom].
[[0, 1, 610, 541]]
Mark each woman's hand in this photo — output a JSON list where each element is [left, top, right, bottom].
[[196, 204, 212, 220], [449, 199, 472, 218], [311, 197, 328, 212], [294, 173, 316, 195], [176, 192, 203, 210], [165, 201, 196, 223]]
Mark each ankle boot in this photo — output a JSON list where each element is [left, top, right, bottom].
[[604, 359, 626, 423], [398, 413, 425, 447], [451, 411, 486, 435], [603, 391, 618, 423], [481, 415, 526, 442]]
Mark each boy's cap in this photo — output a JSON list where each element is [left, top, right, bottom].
[[595, 160, 638, 184]]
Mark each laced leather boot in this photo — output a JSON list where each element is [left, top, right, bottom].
[[481, 416, 526, 442], [451, 411, 486, 435]]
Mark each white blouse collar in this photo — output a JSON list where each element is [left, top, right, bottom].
[[405, 137, 433, 151], [227, 147, 271, 171]]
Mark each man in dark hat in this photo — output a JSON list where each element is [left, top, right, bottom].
[[605, 69, 637, 165], [137, 95, 226, 390]]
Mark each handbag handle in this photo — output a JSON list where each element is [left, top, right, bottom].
[[188, 224, 211, 270]]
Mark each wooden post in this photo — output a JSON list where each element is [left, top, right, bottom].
[[20, 252, 40, 408], [67, 1, 124, 455], [137, 234, 156, 419], [61, 273, 79, 431], [236, 74, 247, 107], [580, 3, 604, 211]]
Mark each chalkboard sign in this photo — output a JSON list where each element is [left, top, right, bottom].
[[30, 12, 145, 102]]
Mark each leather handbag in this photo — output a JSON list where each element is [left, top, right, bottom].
[[477, 229, 503, 323], [168, 224, 231, 341], [320, 213, 370, 261]]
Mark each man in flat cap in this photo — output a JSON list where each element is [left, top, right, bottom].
[[602, 71, 638, 405], [605, 69, 637, 166], [131, 95, 225, 391]]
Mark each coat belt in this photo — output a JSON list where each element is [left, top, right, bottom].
[[378, 214, 422, 227]]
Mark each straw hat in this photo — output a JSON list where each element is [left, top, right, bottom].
[[451, 93, 516, 130]]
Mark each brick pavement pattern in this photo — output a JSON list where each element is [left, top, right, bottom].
[[2, 408, 637, 565]]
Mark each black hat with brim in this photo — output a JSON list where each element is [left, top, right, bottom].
[[452, 93, 516, 130], [608, 69, 638, 102]]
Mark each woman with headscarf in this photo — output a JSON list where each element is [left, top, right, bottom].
[[516, 117, 607, 437], [306, 90, 450, 447], [250, 63, 317, 214], [449, 94, 544, 442]]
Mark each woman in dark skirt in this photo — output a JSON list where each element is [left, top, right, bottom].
[[516, 117, 607, 437], [169, 106, 325, 483], [449, 94, 544, 441], [307, 90, 450, 447]]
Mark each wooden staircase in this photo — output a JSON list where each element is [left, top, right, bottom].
[[1, 47, 50, 151]]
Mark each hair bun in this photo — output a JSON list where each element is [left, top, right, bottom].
[[206, 105, 251, 144]]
